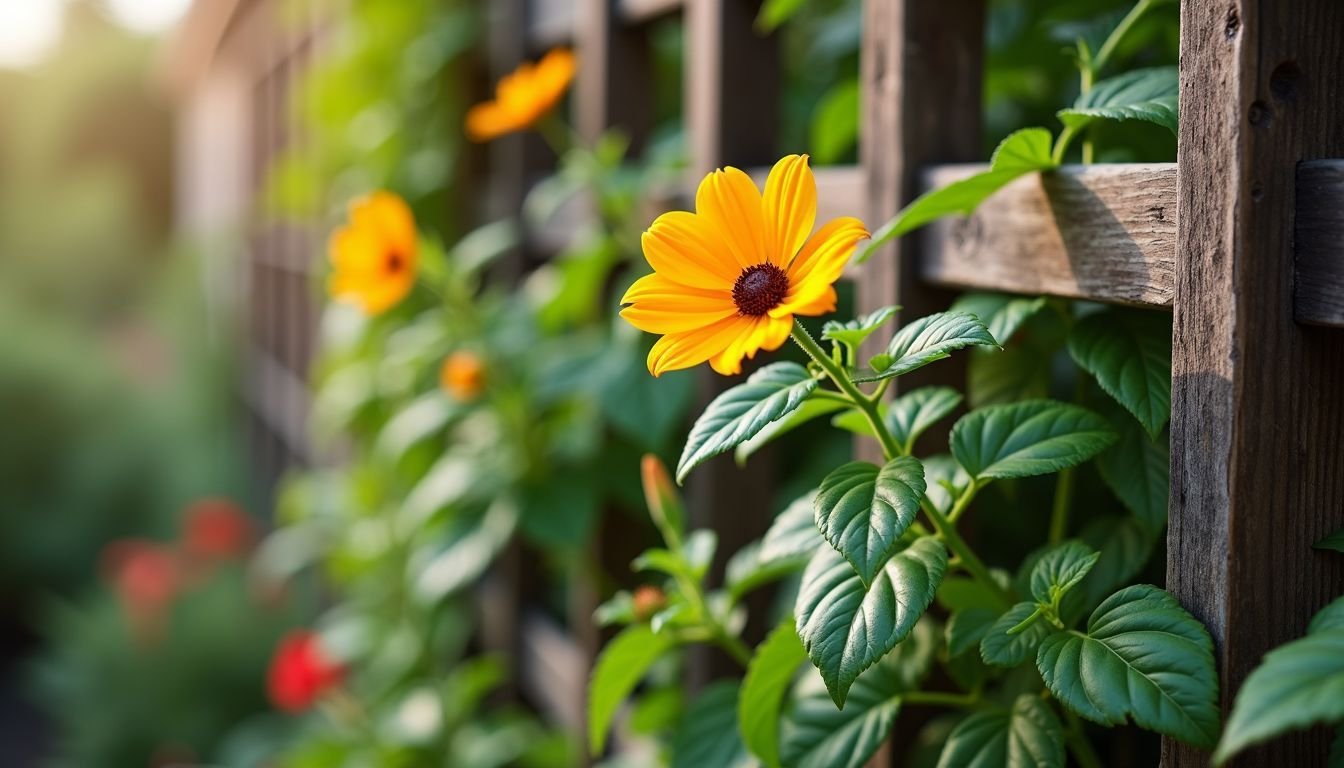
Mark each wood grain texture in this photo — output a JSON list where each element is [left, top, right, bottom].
[[1296, 160, 1344, 326], [859, 1, 984, 765], [918, 164, 1177, 307], [1166, 1, 1344, 765]]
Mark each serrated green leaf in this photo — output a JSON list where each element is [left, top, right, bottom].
[[588, 624, 679, 754], [822, 306, 899, 352], [1094, 397, 1169, 533], [981, 602, 1055, 668], [1029, 541, 1101, 605], [1316, 527, 1344, 554], [1068, 309, 1172, 439], [1037, 584, 1219, 748], [951, 400, 1117, 480], [1215, 628, 1344, 763], [810, 77, 860, 164], [735, 398, 848, 465], [780, 622, 936, 768], [886, 387, 963, 453], [950, 293, 1049, 347], [740, 620, 808, 768], [814, 458, 926, 586], [858, 128, 1057, 261], [672, 681, 757, 768], [678, 362, 818, 483], [856, 312, 998, 383], [795, 538, 947, 706], [946, 608, 999, 658], [1058, 66, 1179, 134], [1309, 596, 1344, 635], [936, 694, 1066, 768]]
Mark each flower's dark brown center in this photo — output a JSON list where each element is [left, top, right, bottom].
[[386, 250, 405, 273], [732, 264, 789, 316]]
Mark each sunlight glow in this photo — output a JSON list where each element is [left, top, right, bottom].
[[0, 0, 64, 69], [104, 0, 193, 34]]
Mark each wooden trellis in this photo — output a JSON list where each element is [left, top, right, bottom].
[[494, 0, 1344, 764]]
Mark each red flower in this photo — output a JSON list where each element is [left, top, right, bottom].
[[267, 630, 345, 712], [182, 497, 254, 560], [101, 539, 182, 644]]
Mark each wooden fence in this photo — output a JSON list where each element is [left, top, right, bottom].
[[170, 0, 1344, 764]]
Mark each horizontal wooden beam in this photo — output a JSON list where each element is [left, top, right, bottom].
[[917, 163, 1178, 307]]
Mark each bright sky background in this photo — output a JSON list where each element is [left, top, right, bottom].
[[0, 0, 193, 69]]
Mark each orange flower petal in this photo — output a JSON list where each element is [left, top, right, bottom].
[[641, 211, 739, 290], [466, 102, 518, 142], [328, 225, 384, 274], [695, 167, 770, 270], [350, 191, 416, 258], [772, 217, 868, 317], [647, 315, 754, 377], [620, 272, 737, 334], [763, 154, 817, 266]]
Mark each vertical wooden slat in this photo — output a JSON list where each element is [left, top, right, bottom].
[[859, 0, 984, 764], [683, 0, 780, 688], [577, 0, 654, 148], [1167, 1, 1344, 765]]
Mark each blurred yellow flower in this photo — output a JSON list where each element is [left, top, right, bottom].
[[440, 351, 486, 402], [327, 192, 417, 315], [620, 155, 869, 377], [466, 48, 576, 142]]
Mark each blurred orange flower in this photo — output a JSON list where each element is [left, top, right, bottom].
[[466, 48, 576, 142], [620, 155, 869, 376], [182, 497, 254, 561], [267, 630, 346, 713], [327, 191, 417, 315], [440, 351, 486, 402]]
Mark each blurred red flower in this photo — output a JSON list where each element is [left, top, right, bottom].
[[182, 497, 254, 560], [267, 630, 345, 713], [101, 539, 182, 643]]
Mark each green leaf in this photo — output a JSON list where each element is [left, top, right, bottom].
[[795, 538, 946, 706], [1309, 596, 1344, 635], [1029, 541, 1101, 605], [1075, 516, 1156, 611], [810, 77, 860, 164], [968, 345, 1051, 408], [1094, 398, 1169, 533], [1215, 628, 1344, 763], [950, 400, 1117, 480], [755, 0, 806, 31], [595, 591, 634, 627], [950, 293, 1049, 347], [779, 622, 936, 768], [1037, 584, 1219, 748], [1058, 66, 1179, 135], [885, 387, 963, 453], [946, 608, 999, 658], [814, 457, 927, 586], [981, 602, 1055, 668], [1067, 309, 1172, 439], [923, 455, 972, 516], [858, 128, 1057, 260], [856, 312, 998, 383], [936, 694, 1066, 768], [740, 620, 808, 768], [671, 681, 757, 768], [375, 393, 458, 460], [414, 501, 518, 603], [1316, 527, 1344, 554], [678, 362, 818, 483], [761, 493, 824, 563], [822, 305, 899, 353], [588, 624, 679, 755], [735, 398, 848, 465]]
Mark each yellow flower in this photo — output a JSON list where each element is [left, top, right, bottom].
[[328, 192, 417, 315], [439, 351, 486, 402], [466, 48, 576, 142], [620, 155, 869, 376]]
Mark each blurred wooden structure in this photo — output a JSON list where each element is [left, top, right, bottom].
[[167, 0, 1344, 765]]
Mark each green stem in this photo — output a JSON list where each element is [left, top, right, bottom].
[[1093, 0, 1157, 77], [1062, 709, 1104, 768], [535, 113, 573, 158], [790, 321, 901, 460], [902, 690, 979, 709], [922, 489, 1013, 608], [1048, 468, 1075, 545]]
